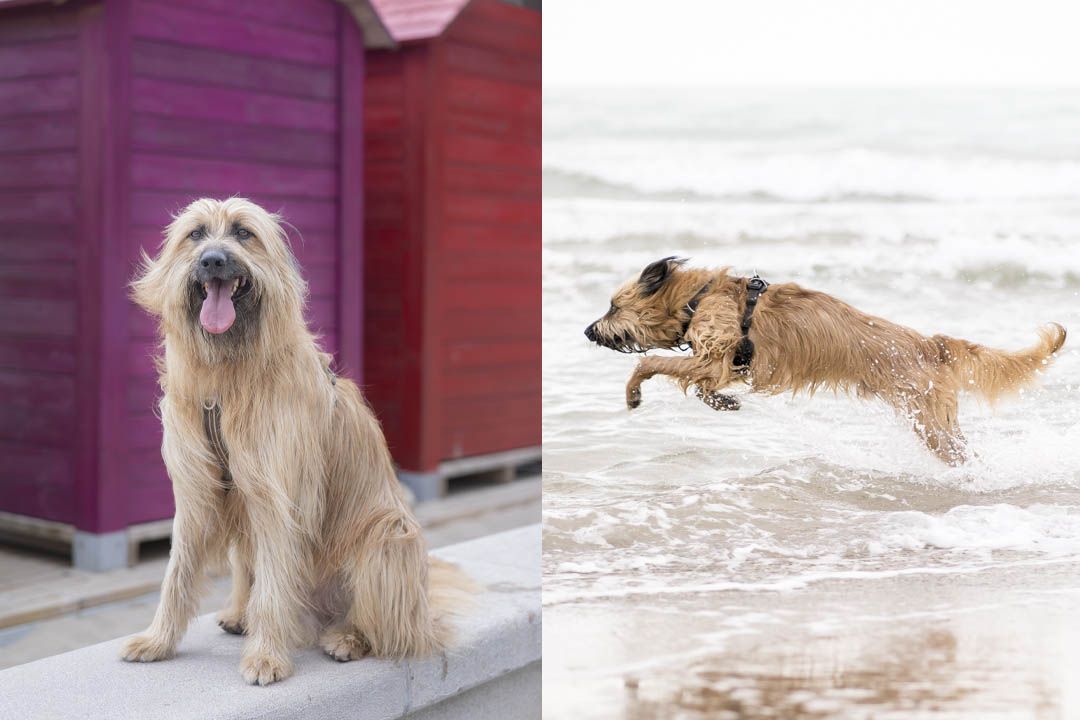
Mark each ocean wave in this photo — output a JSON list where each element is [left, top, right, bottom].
[[869, 504, 1080, 555], [543, 167, 936, 204], [543, 419, 1080, 606], [542, 556, 1074, 606], [544, 223, 1080, 291], [543, 167, 717, 202], [543, 139, 1080, 202], [543, 500, 1080, 606], [955, 262, 1080, 289]]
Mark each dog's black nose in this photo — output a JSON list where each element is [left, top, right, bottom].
[[584, 323, 598, 342], [200, 249, 228, 270], [196, 248, 238, 283]]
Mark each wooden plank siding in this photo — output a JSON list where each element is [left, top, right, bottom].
[[0, 3, 82, 523], [1, 0, 363, 532], [363, 49, 424, 467], [435, 0, 540, 462], [362, 0, 539, 472], [122, 0, 348, 524]]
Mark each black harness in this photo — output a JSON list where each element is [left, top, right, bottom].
[[732, 275, 769, 368], [679, 274, 769, 368]]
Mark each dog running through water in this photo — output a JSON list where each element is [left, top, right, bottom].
[[585, 257, 1066, 464], [122, 198, 470, 685]]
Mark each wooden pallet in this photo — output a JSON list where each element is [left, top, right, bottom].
[[398, 446, 542, 502], [0, 512, 173, 568]]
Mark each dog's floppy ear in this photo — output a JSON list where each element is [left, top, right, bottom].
[[130, 248, 165, 316], [638, 256, 686, 296]]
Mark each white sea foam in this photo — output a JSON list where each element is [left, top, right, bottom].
[[868, 504, 1080, 556]]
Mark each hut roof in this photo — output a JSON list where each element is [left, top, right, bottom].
[[368, 0, 471, 42], [0, 0, 397, 48]]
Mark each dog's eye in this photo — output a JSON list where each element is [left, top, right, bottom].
[[236, 227, 251, 240], [609, 303, 618, 313], [189, 228, 203, 241]]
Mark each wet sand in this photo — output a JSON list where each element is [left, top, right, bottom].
[[546, 565, 1080, 719]]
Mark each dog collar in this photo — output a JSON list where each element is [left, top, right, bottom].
[[733, 275, 769, 368]]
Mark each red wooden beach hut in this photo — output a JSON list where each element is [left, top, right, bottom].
[[363, 0, 541, 499], [0, 0, 392, 569]]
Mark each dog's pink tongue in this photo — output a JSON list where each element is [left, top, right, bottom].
[[200, 279, 235, 334]]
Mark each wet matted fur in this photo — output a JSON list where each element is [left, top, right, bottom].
[[585, 257, 1066, 464], [121, 198, 470, 685]]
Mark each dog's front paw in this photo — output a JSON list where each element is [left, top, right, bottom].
[[319, 627, 370, 662], [240, 651, 293, 686], [626, 386, 642, 410], [120, 633, 175, 663]]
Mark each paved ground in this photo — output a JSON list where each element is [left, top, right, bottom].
[[0, 478, 540, 669]]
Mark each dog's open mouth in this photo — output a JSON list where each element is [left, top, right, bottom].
[[601, 334, 648, 354], [195, 276, 251, 334]]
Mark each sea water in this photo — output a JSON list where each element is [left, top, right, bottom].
[[543, 88, 1080, 719]]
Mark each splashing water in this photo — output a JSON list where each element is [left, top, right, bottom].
[[543, 88, 1080, 719]]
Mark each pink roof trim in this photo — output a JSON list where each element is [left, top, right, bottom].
[[368, 0, 471, 42]]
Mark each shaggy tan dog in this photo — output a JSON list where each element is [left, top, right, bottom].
[[585, 257, 1066, 464], [121, 198, 467, 685]]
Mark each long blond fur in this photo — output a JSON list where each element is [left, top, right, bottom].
[[587, 258, 1066, 465], [120, 198, 469, 685]]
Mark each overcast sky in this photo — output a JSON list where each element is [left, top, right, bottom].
[[543, 0, 1080, 88]]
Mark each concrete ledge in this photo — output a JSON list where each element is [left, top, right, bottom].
[[0, 525, 541, 720]]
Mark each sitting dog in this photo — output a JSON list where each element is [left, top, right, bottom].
[[122, 198, 469, 685], [585, 257, 1066, 464]]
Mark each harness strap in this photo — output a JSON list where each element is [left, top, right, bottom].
[[732, 275, 769, 368], [677, 281, 713, 349], [202, 402, 233, 489]]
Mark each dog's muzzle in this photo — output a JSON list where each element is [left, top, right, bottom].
[[195, 248, 243, 285], [584, 321, 644, 353], [193, 247, 251, 335]]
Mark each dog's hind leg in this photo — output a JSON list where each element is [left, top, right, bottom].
[[319, 623, 371, 662], [325, 510, 439, 661], [904, 390, 968, 465]]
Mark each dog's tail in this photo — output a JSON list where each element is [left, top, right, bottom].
[[428, 556, 479, 648], [935, 322, 1066, 402]]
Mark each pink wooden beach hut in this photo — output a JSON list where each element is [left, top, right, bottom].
[[0, 0, 392, 568]]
